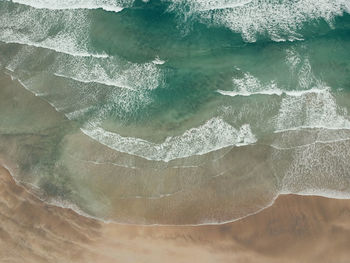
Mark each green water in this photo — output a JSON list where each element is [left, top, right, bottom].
[[0, 0, 350, 224]]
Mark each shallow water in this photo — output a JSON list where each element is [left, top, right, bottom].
[[0, 0, 350, 224]]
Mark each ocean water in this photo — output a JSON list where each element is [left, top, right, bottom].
[[0, 0, 350, 224]]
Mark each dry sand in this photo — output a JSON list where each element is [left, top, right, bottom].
[[0, 165, 350, 263]]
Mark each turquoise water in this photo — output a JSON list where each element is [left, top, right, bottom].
[[0, 0, 350, 224]]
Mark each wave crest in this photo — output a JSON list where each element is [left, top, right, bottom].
[[81, 118, 257, 161], [169, 0, 350, 42], [5, 0, 133, 13]]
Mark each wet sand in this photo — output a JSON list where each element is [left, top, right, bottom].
[[0, 166, 350, 263]]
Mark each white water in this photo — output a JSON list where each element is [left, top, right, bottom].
[[170, 0, 350, 42], [0, 2, 107, 58], [5, 0, 133, 13], [81, 117, 257, 161]]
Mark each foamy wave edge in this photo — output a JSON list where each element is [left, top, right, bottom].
[[216, 87, 329, 97], [7, 0, 125, 13], [0, 39, 108, 58], [81, 118, 257, 162]]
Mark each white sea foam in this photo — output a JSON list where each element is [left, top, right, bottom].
[[49, 57, 161, 119], [81, 117, 257, 161], [0, 2, 107, 58], [282, 190, 350, 199], [3, 42, 161, 98], [220, 72, 281, 96], [53, 55, 163, 91], [53, 73, 134, 90], [217, 88, 282, 97], [219, 50, 350, 133], [65, 107, 94, 120], [152, 56, 166, 65], [172, 0, 253, 12], [6, 0, 133, 13], [276, 51, 350, 132], [170, 0, 350, 42], [279, 136, 350, 198], [274, 47, 350, 198], [217, 71, 328, 98], [218, 87, 330, 97], [275, 90, 350, 132], [2, 41, 162, 121], [46, 54, 162, 119]]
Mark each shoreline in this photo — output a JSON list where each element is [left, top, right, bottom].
[[0, 159, 346, 227], [1, 165, 350, 263]]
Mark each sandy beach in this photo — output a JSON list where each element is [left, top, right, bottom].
[[0, 165, 349, 263]]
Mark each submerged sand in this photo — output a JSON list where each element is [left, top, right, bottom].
[[0, 166, 350, 263]]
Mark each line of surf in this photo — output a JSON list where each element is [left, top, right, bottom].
[[216, 87, 329, 97], [270, 136, 350, 150], [193, 0, 253, 11], [53, 73, 135, 91], [81, 119, 257, 162], [0, 39, 108, 59], [5, 0, 126, 13], [274, 125, 350, 134]]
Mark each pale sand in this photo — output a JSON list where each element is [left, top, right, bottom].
[[0, 165, 350, 263]]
